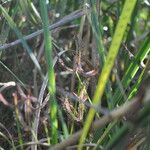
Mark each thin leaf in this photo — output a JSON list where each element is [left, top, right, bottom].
[[78, 0, 137, 149], [39, 0, 58, 144]]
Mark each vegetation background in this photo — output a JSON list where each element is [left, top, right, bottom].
[[0, 0, 150, 150]]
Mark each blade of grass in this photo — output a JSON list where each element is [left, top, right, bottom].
[[104, 37, 150, 148], [93, 49, 150, 149], [78, 0, 137, 149], [88, 0, 113, 108], [39, 0, 58, 144], [128, 52, 150, 100], [113, 35, 150, 106], [0, 5, 44, 79]]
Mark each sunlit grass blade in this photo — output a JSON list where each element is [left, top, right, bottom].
[[0, 5, 43, 78], [39, 0, 58, 144], [78, 0, 137, 149], [112, 36, 150, 106], [128, 51, 150, 100]]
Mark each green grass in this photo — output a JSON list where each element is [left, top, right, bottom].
[[0, 0, 149, 150], [39, 0, 58, 144], [78, 0, 138, 149]]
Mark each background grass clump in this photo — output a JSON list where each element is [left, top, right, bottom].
[[0, 0, 150, 150]]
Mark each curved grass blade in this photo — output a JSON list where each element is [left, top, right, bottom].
[[78, 0, 137, 149], [39, 0, 58, 144]]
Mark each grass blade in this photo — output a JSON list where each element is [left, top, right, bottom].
[[39, 0, 58, 144], [113, 36, 150, 106], [88, 0, 113, 108], [128, 51, 150, 100], [78, 0, 137, 149]]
